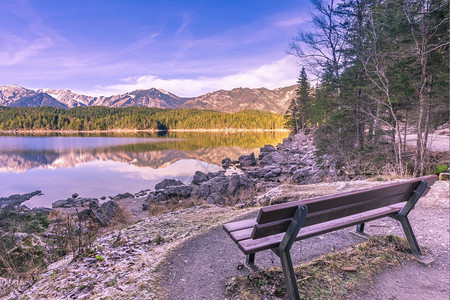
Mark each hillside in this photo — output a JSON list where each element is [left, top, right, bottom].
[[180, 86, 296, 113]]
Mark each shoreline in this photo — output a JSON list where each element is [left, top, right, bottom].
[[0, 128, 290, 134]]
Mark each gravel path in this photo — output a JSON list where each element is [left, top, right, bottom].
[[158, 182, 449, 300]]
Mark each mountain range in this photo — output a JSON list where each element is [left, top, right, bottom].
[[0, 84, 296, 114]]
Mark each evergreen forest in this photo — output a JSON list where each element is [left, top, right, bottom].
[[0, 106, 285, 131], [285, 0, 448, 176]]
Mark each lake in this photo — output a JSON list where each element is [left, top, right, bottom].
[[0, 131, 288, 208]]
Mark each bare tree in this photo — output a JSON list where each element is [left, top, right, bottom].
[[403, 0, 449, 175]]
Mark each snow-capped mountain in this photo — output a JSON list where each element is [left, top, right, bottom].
[[0, 84, 296, 114]]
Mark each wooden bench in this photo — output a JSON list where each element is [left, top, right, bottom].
[[223, 175, 438, 300]]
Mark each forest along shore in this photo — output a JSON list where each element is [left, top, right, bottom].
[[0, 130, 448, 299], [0, 128, 290, 134]]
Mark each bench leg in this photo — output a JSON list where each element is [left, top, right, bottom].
[[279, 250, 300, 300], [246, 253, 255, 266], [356, 223, 365, 233], [398, 216, 421, 255], [395, 180, 428, 256]]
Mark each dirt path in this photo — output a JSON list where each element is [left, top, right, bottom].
[[158, 185, 449, 300], [405, 130, 449, 152]]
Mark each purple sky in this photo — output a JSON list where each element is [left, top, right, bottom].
[[0, 0, 312, 96]]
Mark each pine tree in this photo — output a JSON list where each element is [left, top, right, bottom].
[[297, 67, 311, 130], [285, 67, 311, 133]]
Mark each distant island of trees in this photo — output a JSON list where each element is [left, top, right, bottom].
[[0, 106, 287, 131]]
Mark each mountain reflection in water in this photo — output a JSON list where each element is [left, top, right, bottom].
[[0, 131, 288, 208]]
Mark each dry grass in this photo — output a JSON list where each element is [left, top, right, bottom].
[[148, 197, 207, 216], [226, 235, 418, 300]]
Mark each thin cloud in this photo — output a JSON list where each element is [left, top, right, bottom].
[[274, 17, 306, 28], [81, 56, 298, 97], [0, 36, 53, 66], [130, 32, 161, 50], [175, 13, 193, 36]]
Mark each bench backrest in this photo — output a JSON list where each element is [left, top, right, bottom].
[[251, 175, 438, 239]]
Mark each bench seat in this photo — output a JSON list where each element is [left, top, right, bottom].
[[223, 175, 438, 300], [237, 203, 403, 254]]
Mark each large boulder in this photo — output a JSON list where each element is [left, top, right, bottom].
[[263, 167, 282, 180], [259, 152, 285, 167], [149, 184, 193, 203], [207, 171, 225, 180], [164, 185, 193, 199], [193, 174, 252, 205], [155, 179, 184, 190], [78, 200, 122, 226], [259, 145, 277, 159], [192, 171, 208, 185], [193, 174, 228, 199], [238, 153, 257, 167]]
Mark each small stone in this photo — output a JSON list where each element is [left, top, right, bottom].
[[72, 193, 79, 199], [417, 255, 434, 266], [221, 158, 232, 169]]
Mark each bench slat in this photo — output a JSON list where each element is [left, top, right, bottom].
[[223, 219, 256, 234], [256, 175, 437, 225], [230, 227, 253, 242], [238, 204, 403, 255], [303, 192, 410, 226], [250, 193, 410, 238], [252, 218, 292, 239]]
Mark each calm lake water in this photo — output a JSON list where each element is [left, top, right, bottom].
[[0, 131, 288, 208]]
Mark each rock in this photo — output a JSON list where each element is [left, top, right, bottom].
[[78, 200, 122, 226], [152, 185, 193, 202], [112, 192, 134, 201], [238, 152, 257, 167], [192, 171, 208, 185], [290, 166, 297, 174], [291, 169, 311, 184], [142, 202, 150, 211], [77, 208, 93, 221], [207, 171, 225, 180], [164, 185, 193, 199], [72, 193, 79, 199], [52, 199, 68, 208], [226, 174, 241, 196], [221, 158, 232, 169], [246, 165, 280, 179], [206, 193, 223, 205], [259, 145, 277, 159], [52, 197, 98, 209], [155, 179, 184, 190], [193, 174, 252, 205], [155, 193, 165, 202], [263, 167, 282, 180], [0, 191, 41, 209], [259, 152, 285, 167], [260, 144, 277, 153]]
